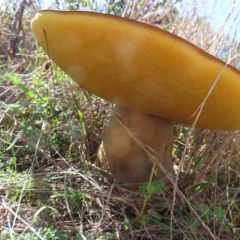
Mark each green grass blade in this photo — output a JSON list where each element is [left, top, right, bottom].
[[6, 105, 45, 150]]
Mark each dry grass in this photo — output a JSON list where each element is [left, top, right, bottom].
[[0, 0, 240, 239]]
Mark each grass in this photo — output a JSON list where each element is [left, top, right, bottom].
[[1, 0, 240, 239]]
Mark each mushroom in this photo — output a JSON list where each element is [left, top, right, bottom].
[[31, 10, 240, 184]]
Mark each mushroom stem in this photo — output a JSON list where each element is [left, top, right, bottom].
[[96, 105, 175, 183]]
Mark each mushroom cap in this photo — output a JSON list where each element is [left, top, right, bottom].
[[31, 10, 240, 130]]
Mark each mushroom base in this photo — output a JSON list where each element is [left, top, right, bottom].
[[95, 105, 175, 184]]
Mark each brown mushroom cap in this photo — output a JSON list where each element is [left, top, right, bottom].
[[31, 10, 240, 130]]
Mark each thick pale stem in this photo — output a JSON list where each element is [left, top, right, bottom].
[[96, 105, 175, 184]]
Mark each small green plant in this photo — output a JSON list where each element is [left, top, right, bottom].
[[198, 204, 230, 231], [134, 162, 167, 225]]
